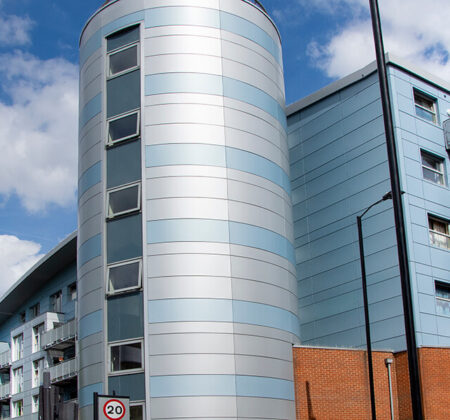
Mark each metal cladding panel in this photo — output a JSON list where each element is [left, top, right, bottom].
[[79, 1, 296, 419]]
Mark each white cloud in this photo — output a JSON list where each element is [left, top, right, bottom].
[[304, 0, 450, 79], [0, 51, 79, 212], [0, 13, 34, 46], [0, 235, 44, 298]]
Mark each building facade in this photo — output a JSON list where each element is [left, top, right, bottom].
[[78, 0, 297, 419], [0, 2, 449, 420]]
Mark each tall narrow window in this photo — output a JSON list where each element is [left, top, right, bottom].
[[421, 150, 446, 185], [32, 359, 44, 388], [50, 290, 62, 313], [12, 334, 23, 361], [30, 303, 40, 318], [428, 215, 450, 250], [436, 282, 450, 316], [414, 89, 437, 124], [32, 394, 39, 413], [32, 323, 44, 353], [68, 283, 77, 301], [12, 367, 23, 394], [12, 400, 23, 417]]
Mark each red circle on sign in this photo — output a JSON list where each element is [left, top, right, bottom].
[[103, 399, 126, 420]]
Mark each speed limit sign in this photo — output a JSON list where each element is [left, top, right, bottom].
[[95, 393, 130, 420]]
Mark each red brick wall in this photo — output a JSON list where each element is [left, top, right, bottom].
[[293, 347, 397, 420], [419, 347, 450, 420], [293, 346, 450, 420]]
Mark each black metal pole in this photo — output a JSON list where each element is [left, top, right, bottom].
[[357, 215, 377, 420], [368, 1, 424, 418]]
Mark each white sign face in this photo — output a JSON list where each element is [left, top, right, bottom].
[[98, 396, 130, 420]]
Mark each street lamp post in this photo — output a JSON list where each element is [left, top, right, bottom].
[[357, 191, 392, 420]]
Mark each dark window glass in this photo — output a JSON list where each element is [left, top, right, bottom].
[[110, 342, 142, 372], [130, 405, 143, 420], [107, 214, 142, 263], [107, 139, 141, 189], [107, 70, 140, 118], [436, 282, 450, 316], [414, 90, 437, 124], [108, 260, 141, 293], [108, 112, 139, 144], [108, 292, 144, 341], [109, 45, 138, 76], [107, 25, 140, 53], [108, 373, 145, 401], [108, 184, 140, 217]]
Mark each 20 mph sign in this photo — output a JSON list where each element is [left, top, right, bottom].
[[95, 393, 130, 420]]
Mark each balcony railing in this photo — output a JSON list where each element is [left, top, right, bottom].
[[0, 350, 10, 370], [49, 358, 77, 384], [0, 383, 10, 400], [41, 319, 77, 350]]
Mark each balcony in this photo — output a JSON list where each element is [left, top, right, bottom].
[[0, 383, 10, 401], [41, 319, 77, 350], [0, 351, 10, 371], [49, 358, 77, 384]]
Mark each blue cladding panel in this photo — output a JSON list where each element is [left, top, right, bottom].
[[146, 219, 294, 264], [148, 298, 299, 336], [78, 161, 101, 198], [109, 373, 145, 401], [235, 375, 295, 400], [145, 144, 290, 194], [148, 299, 233, 323], [145, 6, 220, 29], [150, 375, 236, 398], [79, 309, 103, 339], [78, 234, 101, 267], [79, 93, 101, 129], [146, 143, 226, 168], [147, 219, 229, 244], [79, 382, 103, 407], [145, 73, 223, 96], [150, 375, 294, 400]]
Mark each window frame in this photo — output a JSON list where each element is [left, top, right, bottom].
[[420, 150, 446, 186], [108, 338, 144, 375], [107, 258, 142, 295], [130, 401, 146, 420], [32, 323, 44, 353], [30, 303, 40, 318], [435, 281, 450, 317], [413, 89, 438, 124], [68, 282, 77, 301], [106, 181, 141, 219], [32, 394, 39, 413], [12, 366, 23, 394], [107, 41, 140, 79], [428, 214, 450, 250], [12, 399, 23, 418], [12, 334, 23, 361], [50, 290, 63, 313], [106, 109, 140, 146], [32, 358, 44, 388]]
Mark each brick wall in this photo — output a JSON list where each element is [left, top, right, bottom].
[[293, 346, 450, 420]]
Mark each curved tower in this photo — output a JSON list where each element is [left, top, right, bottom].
[[77, 1, 298, 419]]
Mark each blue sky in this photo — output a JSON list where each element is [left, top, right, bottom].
[[0, 0, 448, 295]]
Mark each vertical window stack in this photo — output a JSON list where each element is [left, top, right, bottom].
[[104, 25, 146, 410]]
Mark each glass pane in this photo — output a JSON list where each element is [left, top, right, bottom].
[[108, 185, 139, 216], [421, 153, 440, 171], [436, 298, 450, 316], [111, 342, 142, 372], [109, 45, 138, 76], [107, 26, 140, 52], [107, 139, 141, 189], [414, 94, 433, 111], [108, 292, 144, 341], [107, 70, 140, 118], [436, 285, 450, 300], [130, 405, 143, 420], [109, 112, 138, 143], [429, 231, 450, 249], [107, 214, 143, 264], [415, 105, 435, 123], [109, 261, 140, 292], [423, 167, 444, 185]]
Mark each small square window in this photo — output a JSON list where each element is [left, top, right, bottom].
[[436, 282, 450, 316], [130, 403, 145, 420], [428, 215, 449, 250], [107, 111, 140, 145], [109, 340, 143, 373], [414, 89, 437, 124], [107, 259, 142, 294], [107, 183, 141, 218], [109, 44, 139, 77], [421, 150, 446, 186]]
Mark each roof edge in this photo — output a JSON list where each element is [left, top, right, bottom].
[[287, 53, 450, 116]]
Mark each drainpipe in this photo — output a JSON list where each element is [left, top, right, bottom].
[[385, 358, 394, 420]]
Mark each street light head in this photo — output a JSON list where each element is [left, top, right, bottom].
[[382, 191, 392, 201], [385, 358, 393, 366]]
